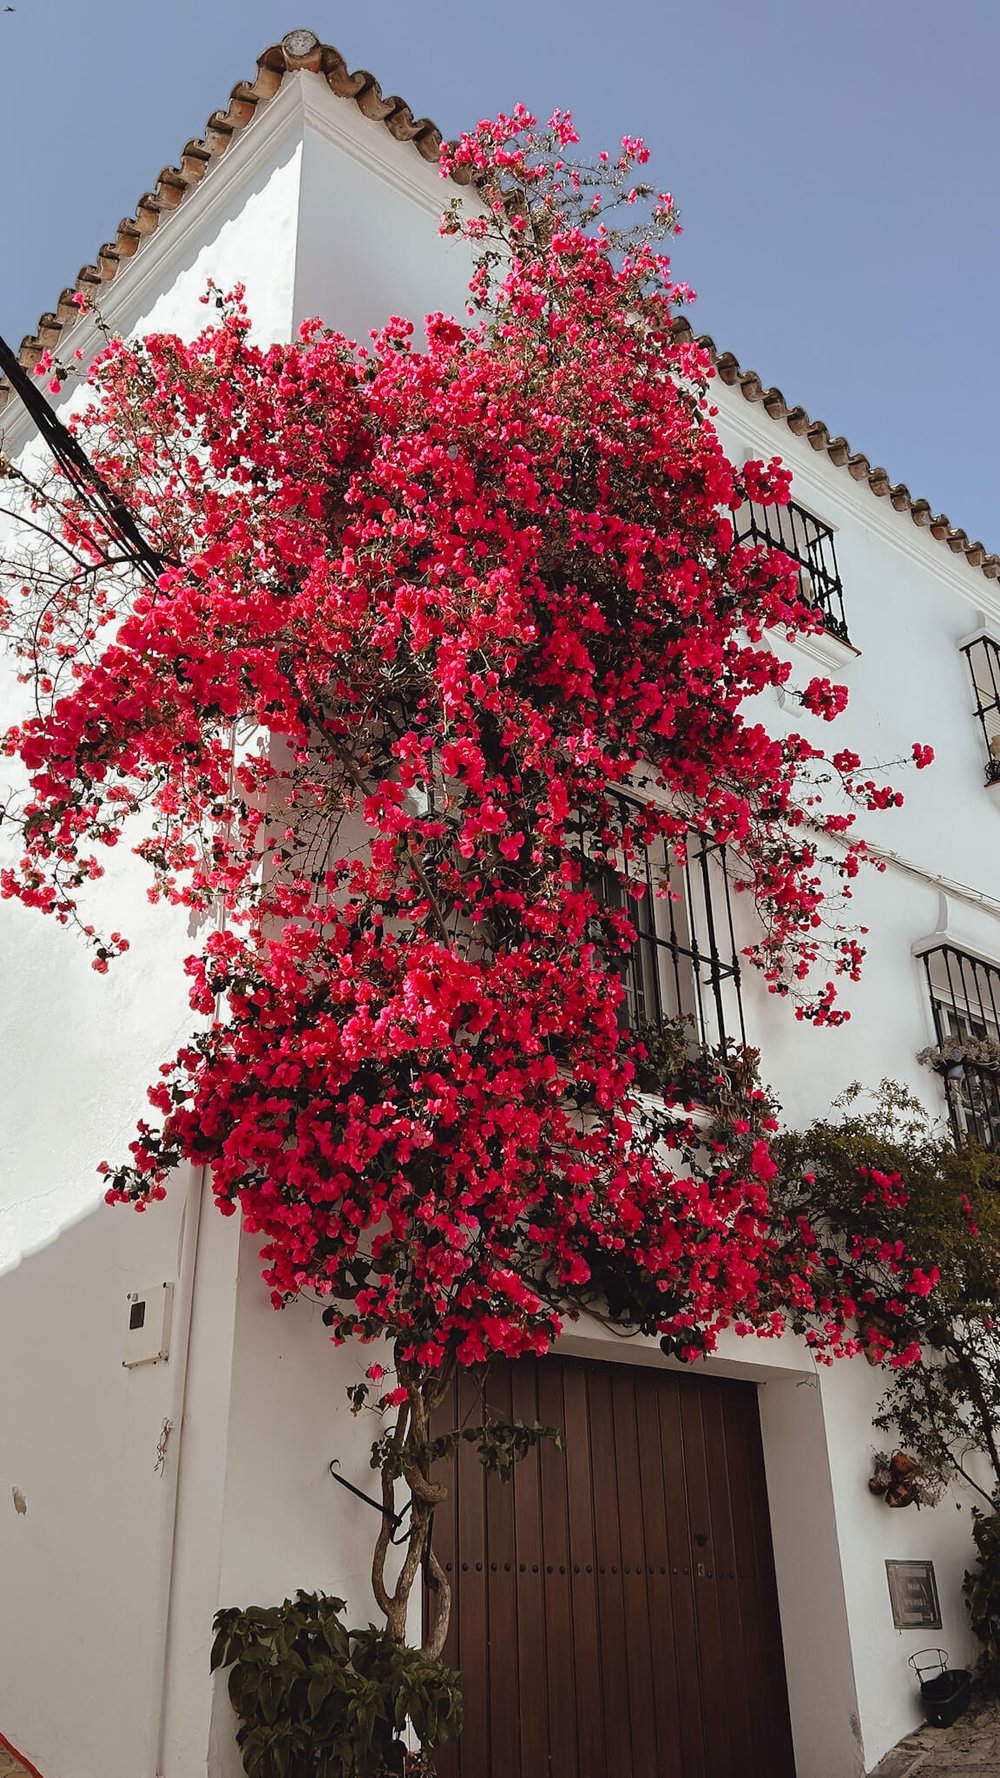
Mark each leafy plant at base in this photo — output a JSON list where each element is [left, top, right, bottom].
[[211, 1592, 462, 1778], [0, 97, 932, 1662]]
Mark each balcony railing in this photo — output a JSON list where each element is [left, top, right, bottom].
[[591, 812, 746, 1050], [922, 943, 1000, 1149], [961, 635, 1000, 786], [735, 497, 850, 644]]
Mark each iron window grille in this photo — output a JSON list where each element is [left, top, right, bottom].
[[734, 496, 850, 644], [922, 944, 1000, 1149], [412, 777, 748, 1050], [961, 636, 1000, 786], [588, 809, 747, 1049]]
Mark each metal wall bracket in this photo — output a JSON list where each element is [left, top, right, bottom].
[[328, 1460, 412, 1544]]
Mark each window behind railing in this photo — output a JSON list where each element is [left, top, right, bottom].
[[735, 496, 849, 644], [414, 776, 748, 1051], [591, 812, 746, 1048], [961, 635, 1000, 786], [922, 944, 1000, 1149]]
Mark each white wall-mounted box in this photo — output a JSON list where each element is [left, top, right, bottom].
[[122, 1282, 174, 1368]]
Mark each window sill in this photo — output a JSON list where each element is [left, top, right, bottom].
[[631, 1088, 717, 1131], [782, 622, 860, 671]]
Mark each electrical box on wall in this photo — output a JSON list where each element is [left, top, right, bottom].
[[122, 1282, 174, 1367]]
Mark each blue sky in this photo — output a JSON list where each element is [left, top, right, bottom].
[[1, 0, 996, 548]]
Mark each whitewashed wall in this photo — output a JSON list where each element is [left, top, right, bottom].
[[0, 74, 473, 1778], [0, 92, 307, 1778], [0, 63, 997, 1778]]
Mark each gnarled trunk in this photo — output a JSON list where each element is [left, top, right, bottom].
[[370, 1362, 454, 1655]]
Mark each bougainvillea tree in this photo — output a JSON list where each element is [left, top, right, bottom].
[[0, 109, 934, 1656]]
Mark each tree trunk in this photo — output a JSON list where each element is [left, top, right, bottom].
[[370, 1367, 453, 1653]]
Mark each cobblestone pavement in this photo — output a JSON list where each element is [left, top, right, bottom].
[[869, 1684, 1000, 1776]]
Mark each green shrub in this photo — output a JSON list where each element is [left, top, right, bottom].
[[211, 1591, 463, 1778], [964, 1509, 1000, 1684]]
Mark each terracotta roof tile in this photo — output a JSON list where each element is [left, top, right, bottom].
[[2, 29, 995, 588]]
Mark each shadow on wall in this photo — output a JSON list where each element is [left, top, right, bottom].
[[0, 1185, 191, 1778], [0, 1167, 394, 1778]]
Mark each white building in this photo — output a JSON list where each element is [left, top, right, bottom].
[[1, 29, 999, 1778]]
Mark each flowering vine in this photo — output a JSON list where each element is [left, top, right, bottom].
[[773, 1082, 1000, 1506], [0, 107, 934, 1658]]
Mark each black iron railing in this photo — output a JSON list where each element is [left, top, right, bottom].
[[735, 496, 849, 644], [593, 812, 746, 1048], [922, 944, 1000, 1149], [961, 636, 1000, 786], [419, 781, 748, 1050]]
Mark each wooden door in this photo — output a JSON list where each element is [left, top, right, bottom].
[[427, 1356, 795, 1778]]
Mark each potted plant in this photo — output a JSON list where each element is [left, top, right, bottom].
[[918, 1036, 1000, 1081]]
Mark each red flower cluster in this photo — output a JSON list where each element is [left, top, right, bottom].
[[767, 1159, 944, 1367], [0, 110, 931, 1370]]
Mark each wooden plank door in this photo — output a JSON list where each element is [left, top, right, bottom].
[[427, 1356, 795, 1778]]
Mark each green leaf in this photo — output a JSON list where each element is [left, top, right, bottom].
[[210, 1625, 232, 1674], [307, 1671, 334, 1717], [214, 1593, 462, 1776]]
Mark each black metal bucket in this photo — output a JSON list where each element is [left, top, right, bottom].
[[908, 1649, 972, 1729]]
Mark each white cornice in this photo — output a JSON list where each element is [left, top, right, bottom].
[[780, 626, 860, 671], [912, 916, 1000, 970], [107, 76, 306, 326]]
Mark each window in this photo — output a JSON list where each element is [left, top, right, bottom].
[[961, 635, 1000, 785], [921, 944, 1000, 1149], [416, 776, 748, 1051], [734, 496, 849, 644], [592, 815, 746, 1049]]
